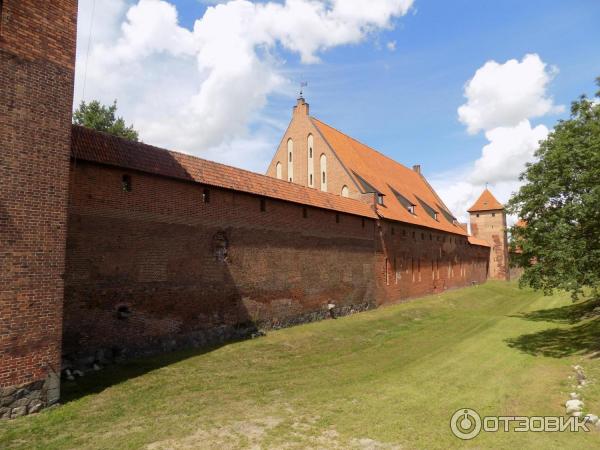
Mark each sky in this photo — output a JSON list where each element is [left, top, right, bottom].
[[74, 0, 600, 222]]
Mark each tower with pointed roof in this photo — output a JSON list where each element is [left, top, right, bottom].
[[468, 189, 509, 280]]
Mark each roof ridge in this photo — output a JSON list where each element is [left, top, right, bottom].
[[311, 117, 415, 174]]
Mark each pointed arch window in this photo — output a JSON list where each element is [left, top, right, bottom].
[[287, 138, 294, 182], [275, 162, 282, 179], [341, 185, 349, 197], [320, 154, 327, 192], [307, 134, 314, 187]]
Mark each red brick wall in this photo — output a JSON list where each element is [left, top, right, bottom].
[[0, 0, 77, 410], [375, 221, 490, 304], [63, 161, 377, 359], [63, 159, 491, 362]]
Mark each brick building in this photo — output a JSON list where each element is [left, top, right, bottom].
[[1, 1, 510, 419]]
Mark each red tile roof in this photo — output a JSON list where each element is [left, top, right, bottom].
[[311, 118, 469, 236], [467, 189, 504, 212], [71, 125, 377, 219], [468, 236, 491, 247]]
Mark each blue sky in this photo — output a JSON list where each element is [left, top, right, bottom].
[[74, 0, 600, 218]]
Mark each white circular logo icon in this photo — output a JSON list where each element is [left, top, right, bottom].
[[450, 408, 482, 440]]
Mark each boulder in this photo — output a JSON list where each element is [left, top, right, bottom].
[[28, 400, 43, 414], [0, 407, 11, 420], [584, 414, 599, 425], [565, 399, 584, 414], [569, 392, 580, 400], [10, 406, 27, 418]]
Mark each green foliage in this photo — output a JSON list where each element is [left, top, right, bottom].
[[73, 100, 139, 141], [507, 77, 600, 298]]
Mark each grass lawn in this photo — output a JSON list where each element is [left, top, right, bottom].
[[2, 281, 600, 449]]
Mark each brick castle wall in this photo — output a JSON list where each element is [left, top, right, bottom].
[[63, 161, 378, 363], [0, 1, 77, 418], [63, 159, 490, 368]]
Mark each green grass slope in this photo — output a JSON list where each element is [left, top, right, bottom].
[[2, 282, 600, 449]]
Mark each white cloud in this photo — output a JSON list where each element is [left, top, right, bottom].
[[431, 54, 560, 222], [470, 120, 548, 185], [386, 40, 397, 51], [75, 0, 414, 169], [457, 53, 562, 135]]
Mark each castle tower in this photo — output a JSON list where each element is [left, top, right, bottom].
[[0, 1, 78, 417], [468, 189, 509, 280]]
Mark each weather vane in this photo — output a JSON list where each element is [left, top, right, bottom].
[[299, 81, 308, 98]]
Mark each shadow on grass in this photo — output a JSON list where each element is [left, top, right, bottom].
[[60, 344, 227, 404], [509, 296, 600, 324], [506, 295, 600, 358], [506, 318, 600, 358]]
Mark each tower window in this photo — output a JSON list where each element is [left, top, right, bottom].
[[310, 174, 313, 186], [260, 198, 266, 212], [275, 162, 282, 179], [122, 175, 132, 192], [203, 188, 210, 203], [289, 152, 292, 162], [322, 172, 326, 183], [476, 213, 480, 218], [492, 213, 496, 217], [309, 148, 312, 158]]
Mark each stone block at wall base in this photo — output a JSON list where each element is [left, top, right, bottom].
[[0, 375, 59, 420]]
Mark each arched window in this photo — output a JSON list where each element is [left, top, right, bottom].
[[275, 162, 282, 179], [341, 185, 349, 197], [287, 139, 294, 182], [320, 154, 327, 192], [307, 134, 314, 187]]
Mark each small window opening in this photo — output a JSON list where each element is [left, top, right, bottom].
[[362, 218, 365, 228], [122, 174, 132, 192], [492, 213, 496, 217], [434, 212, 439, 221], [476, 213, 480, 218], [408, 205, 415, 214], [336, 213, 340, 223], [310, 174, 313, 185], [377, 193, 384, 205], [117, 305, 132, 320], [302, 207, 308, 218], [309, 148, 313, 158], [289, 152, 292, 163], [412, 231, 415, 239], [260, 198, 266, 212], [322, 171, 326, 184], [391, 227, 395, 235], [202, 188, 210, 203]]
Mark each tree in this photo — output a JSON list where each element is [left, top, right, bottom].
[[507, 77, 600, 299], [73, 100, 139, 141]]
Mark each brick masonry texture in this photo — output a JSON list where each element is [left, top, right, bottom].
[[62, 154, 489, 366], [0, 0, 77, 414], [63, 161, 378, 362], [470, 211, 509, 280]]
